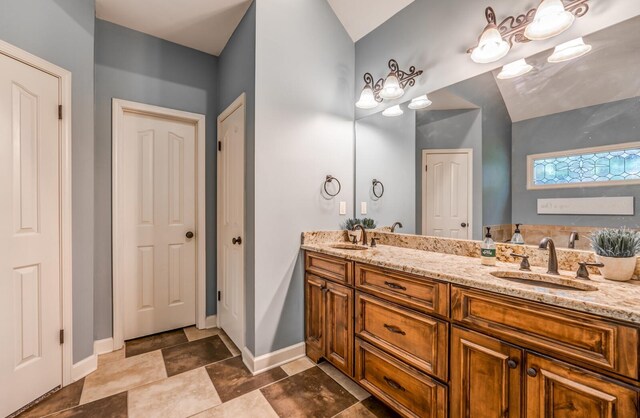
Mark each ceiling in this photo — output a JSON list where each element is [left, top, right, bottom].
[[95, 0, 252, 56], [327, 0, 414, 42]]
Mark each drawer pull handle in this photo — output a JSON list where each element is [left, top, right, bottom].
[[384, 324, 406, 335], [507, 359, 518, 369], [384, 281, 407, 291], [384, 376, 406, 392], [527, 367, 538, 377]]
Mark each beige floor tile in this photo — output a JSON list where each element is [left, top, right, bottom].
[[318, 362, 370, 401], [128, 367, 221, 418], [97, 348, 125, 367], [218, 332, 241, 357], [281, 357, 315, 376], [192, 390, 278, 418], [184, 326, 221, 342], [80, 350, 166, 404]]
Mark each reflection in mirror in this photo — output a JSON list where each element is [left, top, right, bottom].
[[355, 16, 640, 248]]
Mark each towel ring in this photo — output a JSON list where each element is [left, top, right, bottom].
[[324, 175, 341, 197], [372, 179, 384, 199]]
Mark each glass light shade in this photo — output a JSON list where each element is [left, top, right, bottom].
[[470, 24, 511, 64], [379, 73, 405, 100], [355, 86, 379, 109], [382, 105, 403, 117], [547, 37, 592, 63], [524, 0, 575, 41], [497, 58, 533, 79], [408, 94, 432, 110]]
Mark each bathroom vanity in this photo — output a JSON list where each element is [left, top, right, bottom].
[[302, 233, 640, 417]]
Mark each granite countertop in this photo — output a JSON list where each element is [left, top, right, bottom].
[[301, 242, 640, 325]]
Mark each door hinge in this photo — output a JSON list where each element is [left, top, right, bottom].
[[218, 141, 222, 151], [58, 105, 62, 120], [217, 291, 221, 301], [59, 329, 64, 344]]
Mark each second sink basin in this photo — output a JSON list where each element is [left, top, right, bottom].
[[490, 270, 597, 291], [329, 243, 369, 251]]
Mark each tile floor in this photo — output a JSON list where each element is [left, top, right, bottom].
[[17, 327, 400, 418]]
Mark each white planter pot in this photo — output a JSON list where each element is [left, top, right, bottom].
[[596, 255, 637, 282]]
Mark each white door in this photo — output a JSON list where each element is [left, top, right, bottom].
[[423, 151, 471, 239], [217, 97, 245, 349], [122, 112, 197, 340], [0, 52, 62, 416]]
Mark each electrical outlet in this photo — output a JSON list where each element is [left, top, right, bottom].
[[339, 201, 347, 215], [361, 202, 367, 215]]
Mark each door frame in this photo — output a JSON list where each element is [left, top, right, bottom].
[[216, 93, 246, 350], [112, 99, 206, 349], [421, 149, 473, 239], [0, 39, 74, 385]]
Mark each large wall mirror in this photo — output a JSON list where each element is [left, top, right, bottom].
[[355, 16, 640, 249]]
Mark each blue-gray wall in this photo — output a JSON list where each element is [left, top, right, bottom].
[[0, 0, 96, 363], [253, 0, 355, 356], [356, 111, 416, 233], [94, 19, 219, 340], [217, 3, 256, 351], [513, 97, 640, 227], [416, 109, 483, 239]]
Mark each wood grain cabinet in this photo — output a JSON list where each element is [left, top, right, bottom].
[[304, 273, 354, 376]]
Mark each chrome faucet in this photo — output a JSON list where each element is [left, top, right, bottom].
[[568, 231, 579, 249], [352, 224, 368, 246], [539, 237, 559, 275], [391, 222, 403, 233]]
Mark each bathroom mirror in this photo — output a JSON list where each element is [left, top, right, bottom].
[[355, 16, 640, 249]]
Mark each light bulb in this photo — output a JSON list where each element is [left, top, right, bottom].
[[379, 73, 405, 100], [382, 105, 403, 117], [524, 0, 575, 40], [355, 86, 379, 109], [470, 24, 511, 64], [408, 94, 432, 110], [497, 58, 533, 79], [547, 37, 592, 63]]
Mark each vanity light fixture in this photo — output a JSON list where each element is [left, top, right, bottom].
[[408, 94, 433, 110], [524, 0, 576, 40], [382, 105, 403, 117], [497, 58, 533, 79], [467, 1, 590, 63], [547, 37, 592, 63], [356, 59, 423, 108]]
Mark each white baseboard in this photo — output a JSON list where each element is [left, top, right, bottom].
[[94, 338, 114, 355], [71, 354, 97, 381], [204, 315, 218, 329], [242, 342, 305, 375]]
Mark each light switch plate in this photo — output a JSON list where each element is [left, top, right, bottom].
[[339, 201, 347, 215], [361, 202, 367, 215]]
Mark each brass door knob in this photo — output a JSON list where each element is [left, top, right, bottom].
[[461, 222, 467, 228], [186, 231, 194, 239]]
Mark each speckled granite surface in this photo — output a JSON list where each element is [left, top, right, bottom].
[[300, 231, 640, 324]]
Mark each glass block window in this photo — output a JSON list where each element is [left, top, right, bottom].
[[527, 143, 640, 189]]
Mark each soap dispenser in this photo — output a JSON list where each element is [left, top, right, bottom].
[[511, 224, 525, 245], [481, 227, 497, 266]]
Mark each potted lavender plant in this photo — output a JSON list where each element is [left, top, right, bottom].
[[590, 228, 640, 282]]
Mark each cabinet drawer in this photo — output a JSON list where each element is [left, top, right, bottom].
[[354, 263, 449, 317], [305, 251, 353, 285], [355, 339, 447, 418], [356, 292, 448, 380], [451, 286, 639, 379]]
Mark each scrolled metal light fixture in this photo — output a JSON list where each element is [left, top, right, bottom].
[[356, 59, 423, 109], [467, 0, 590, 64]]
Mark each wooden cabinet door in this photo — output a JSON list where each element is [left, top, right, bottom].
[[451, 326, 523, 418], [305, 274, 326, 362], [325, 280, 354, 376], [525, 353, 639, 418]]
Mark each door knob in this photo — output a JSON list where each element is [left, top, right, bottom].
[[232, 237, 242, 245], [527, 367, 538, 377], [186, 231, 194, 239], [461, 222, 467, 228], [507, 359, 518, 369]]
